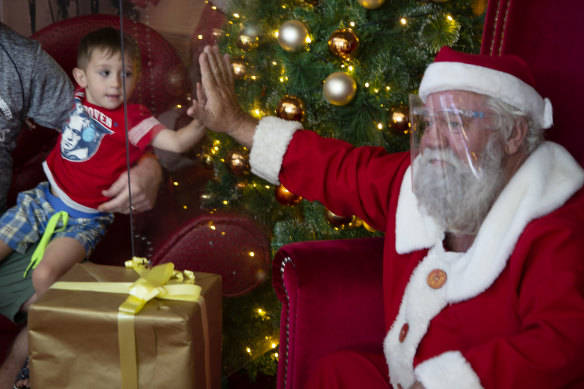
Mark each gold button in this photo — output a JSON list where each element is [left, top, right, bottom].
[[399, 323, 409, 342], [427, 269, 447, 289]]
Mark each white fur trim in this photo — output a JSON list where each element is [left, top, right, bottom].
[[248, 116, 302, 184], [419, 62, 553, 130], [415, 351, 483, 389], [384, 245, 461, 388], [387, 142, 584, 385]]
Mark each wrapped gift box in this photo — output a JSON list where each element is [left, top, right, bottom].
[[28, 262, 222, 389]]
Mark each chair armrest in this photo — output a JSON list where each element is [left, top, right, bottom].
[[272, 237, 386, 389]]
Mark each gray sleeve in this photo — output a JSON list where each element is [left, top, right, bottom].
[[26, 44, 74, 131]]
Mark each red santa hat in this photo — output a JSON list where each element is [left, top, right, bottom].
[[418, 46, 553, 130]]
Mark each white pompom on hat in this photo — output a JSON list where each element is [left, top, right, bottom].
[[418, 46, 553, 130]]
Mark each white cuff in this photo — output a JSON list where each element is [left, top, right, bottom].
[[249, 116, 302, 184], [414, 351, 483, 389]]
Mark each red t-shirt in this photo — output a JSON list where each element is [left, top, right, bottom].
[[44, 89, 165, 210]]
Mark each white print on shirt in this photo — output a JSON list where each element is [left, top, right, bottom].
[[0, 97, 13, 120], [61, 102, 113, 162], [0, 128, 8, 142], [84, 106, 113, 129]]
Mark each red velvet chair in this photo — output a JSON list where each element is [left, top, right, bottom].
[[272, 1, 584, 388]]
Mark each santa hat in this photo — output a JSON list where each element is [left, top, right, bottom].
[[418, 46, 553, 130]]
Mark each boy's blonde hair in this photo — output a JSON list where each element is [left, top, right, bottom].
[[77, 27, 141, 75]]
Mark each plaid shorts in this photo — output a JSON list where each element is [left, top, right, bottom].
[[0, 182, 114, 256]]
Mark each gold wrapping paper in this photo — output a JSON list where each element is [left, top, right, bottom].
[[28, 263, 222, 389]]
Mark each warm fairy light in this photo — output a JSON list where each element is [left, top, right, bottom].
[[377, 123, 383, 130], [173, 181, 179, 186], [183, 205, 188, 209], [386, 86, 391, 91], [305, 36, 312, 43], [176, 104, 182, 108], [348, 65, 354, 71], [279, 77, 285, 82], [400, 18, 407, 25], [264, 185, 270, 189], [374, 88, 379, 93], [246, 347, 252, 354], [197, 34, 203, 40], [254, 109, 261, 116], [222, 200, 229, 205], [273, 30, 279, 38], [364, 82, 370, 88], [350, 21, 355, 27], [275, 352, 279, 358], [257, 308, 264, 315], [221, 231, 226, 236], [212, 5, 217, 10], [209, 224, 216, 230], [447, 15, 453, 21], [271, 342, 277, 349], [251, 75, 257, 80], [233, 13, 240, 18], [272, 61, 277, 66], [249, 251, 255, 257]]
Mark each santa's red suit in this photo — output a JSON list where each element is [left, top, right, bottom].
[[249, 116, 584, 389]]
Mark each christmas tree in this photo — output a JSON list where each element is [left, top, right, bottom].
[[201, 0, 486, 381]]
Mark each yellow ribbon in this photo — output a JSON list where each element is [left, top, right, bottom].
[[24, 211, 69, 277], [51, 258, 203, 389]]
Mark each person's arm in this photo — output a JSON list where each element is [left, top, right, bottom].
[[192, 45, 257, 147], [97, 153, 162, 214], [151, 109, 206, 153]]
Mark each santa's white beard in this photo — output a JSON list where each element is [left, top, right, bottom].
[[412, 139, 506, 235]]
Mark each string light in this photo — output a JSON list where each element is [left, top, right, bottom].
[[249, 251, 255, 257], [233, 13, 240, 18], [197, 34, 203, 40], [246, 347, 252, 354], [400, 18, 407, 25], [173, 181, 179, 186]]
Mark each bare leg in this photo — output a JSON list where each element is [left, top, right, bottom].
[[31, 236, 86, 296], [0, 240, 14, 265], [0, 294, 36, 389]]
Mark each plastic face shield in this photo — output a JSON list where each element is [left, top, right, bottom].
[[409, 92, 500, 183]]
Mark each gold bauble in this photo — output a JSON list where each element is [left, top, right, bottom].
[[275, 184, 302, 206], [323, 72, 357, 106], [388, 105, 410, 135], [324, 209, 354, 227], [357, 0, 386, 9], [328, 28, 359, 59], [225, 147, 250, 176], [278, 20, 309, 52], [276, 95, 305, 122], [231, 60, 246, 79], [236, 26, 260, 51]]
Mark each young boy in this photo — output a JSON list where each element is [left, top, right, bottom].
[[0, 27, 206, 298]]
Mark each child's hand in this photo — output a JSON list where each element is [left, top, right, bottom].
[[186, 82, 206, 119]]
